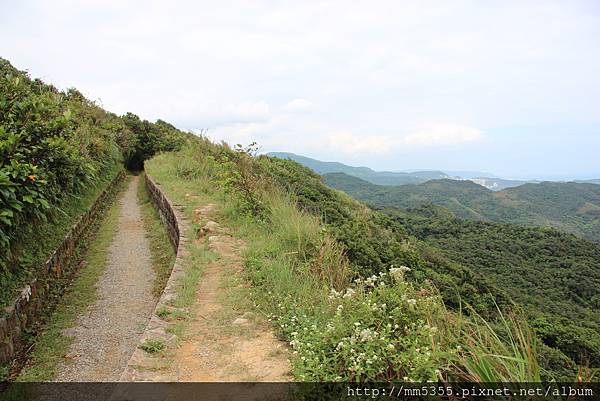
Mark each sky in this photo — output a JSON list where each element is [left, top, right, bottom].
[[1, 0, 599, 179]]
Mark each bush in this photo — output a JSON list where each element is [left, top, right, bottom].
[[281, 268, 452, 381]]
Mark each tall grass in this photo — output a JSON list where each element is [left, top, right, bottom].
[[454, 305, 541, 382]]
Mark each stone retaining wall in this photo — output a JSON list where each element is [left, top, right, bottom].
[[143, 174, 180, 251], [119, 174, 189, 381], [0, 171, 126, 365]]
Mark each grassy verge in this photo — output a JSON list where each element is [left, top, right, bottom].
[[162, 243, 218, 340], [137, 174, 177, 298], [15, 176, 129, 382]]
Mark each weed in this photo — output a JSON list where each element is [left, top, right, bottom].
[[139, 339, 165, 354]]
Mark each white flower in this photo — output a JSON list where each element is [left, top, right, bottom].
[[406, 299, 417, 306], [343, 288, 355, 299], [359, 328, 375, 342], [389, 265, 411, 282]]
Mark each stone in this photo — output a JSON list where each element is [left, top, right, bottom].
[[232, 318, 249, 326], [201, 221, 220, 236]]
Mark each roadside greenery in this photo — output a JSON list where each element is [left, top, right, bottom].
[[0, 58, 189, 307], [16, 178, 127, 381]]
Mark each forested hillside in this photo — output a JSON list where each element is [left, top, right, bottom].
[[0, 58, 189, 306], [324, 172, 600, 242], [387, 205, 600, 370]]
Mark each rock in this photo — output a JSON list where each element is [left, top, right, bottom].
[[202, 221, 220, 234], [232, 318, 249, 326]]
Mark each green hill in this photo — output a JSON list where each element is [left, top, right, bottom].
[[324, 172, 600, 242], [143, 143, 600, 380]]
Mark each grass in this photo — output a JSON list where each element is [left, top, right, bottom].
[[15, 176, 129, 382], [454, 306, 542, 382], [137, 173, 177, 298]]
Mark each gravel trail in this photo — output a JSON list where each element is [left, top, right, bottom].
[[55, 175, 155, 382]]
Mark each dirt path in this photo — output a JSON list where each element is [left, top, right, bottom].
[[54, 176, 156, 381], [173, 204, 291, 382]]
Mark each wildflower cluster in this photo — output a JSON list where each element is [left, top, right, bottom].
[[261, 264, 451, 382]]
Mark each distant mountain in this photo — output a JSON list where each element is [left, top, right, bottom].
[[323, 172, 600, 242], [266, 152, 529, 190], [576, 179, 600, 185], [443, 170, 497, 179], [266, 152, 448, 185]]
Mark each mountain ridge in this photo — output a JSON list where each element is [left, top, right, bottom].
[[323, 172, 600, 242], [267, 152, 533, 190]]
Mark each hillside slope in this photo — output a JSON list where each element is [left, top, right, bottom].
[[145, 141, 568, 382], [324, 172, 600, 242], [387, 205, 600, 368]]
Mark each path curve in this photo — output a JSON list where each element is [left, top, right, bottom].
[[55, 176, 155, 381]]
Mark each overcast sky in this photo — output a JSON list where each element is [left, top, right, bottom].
[[2, 0, 599, 179]]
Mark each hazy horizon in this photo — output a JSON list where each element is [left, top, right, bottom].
[[2, 0, 599, 178], [266, 150, 600, 181]]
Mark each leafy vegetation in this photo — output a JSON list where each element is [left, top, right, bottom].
[[324, 172, 600, 242], [0, 58, 189, 306], [139, 339, 165, 354]]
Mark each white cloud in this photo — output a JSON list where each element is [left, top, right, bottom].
[[326, 124, 483, 154], [401, 124, 483, 147], [281, 98, 313, 113], [1, 0, 599, 175], [224, 101, 271, 123], [327, 132, 390, 154]]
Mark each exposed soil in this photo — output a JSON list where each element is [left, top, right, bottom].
[[173, 205, 291, 382], [54, 176, 156, 381]]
